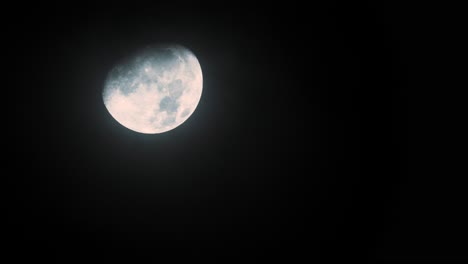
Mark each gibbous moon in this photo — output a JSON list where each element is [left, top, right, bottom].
[[103, 44, 203, 134]]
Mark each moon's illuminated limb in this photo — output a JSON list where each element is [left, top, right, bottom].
[[103, 45, 203, 134]]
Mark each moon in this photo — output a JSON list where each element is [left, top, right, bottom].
[[102, 44, 203, 134]]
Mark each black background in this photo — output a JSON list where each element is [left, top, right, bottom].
[[8, 0, 466, 262]]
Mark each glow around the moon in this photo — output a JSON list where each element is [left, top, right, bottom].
[[103, 45, 203, 134]]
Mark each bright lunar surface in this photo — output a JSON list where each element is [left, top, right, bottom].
[[103, 45, 203, 134]]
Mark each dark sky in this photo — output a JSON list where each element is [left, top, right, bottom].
[[8, 0, 466, 263]]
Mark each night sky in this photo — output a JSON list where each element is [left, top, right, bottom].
[[8, 1, 466, 262]]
